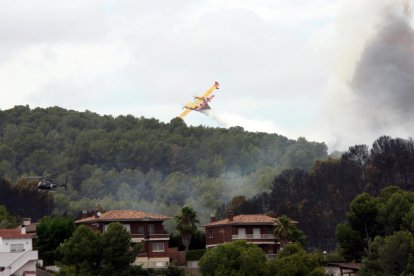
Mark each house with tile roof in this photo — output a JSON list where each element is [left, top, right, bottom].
[[76, 210, 172, 268], [0, 226, 38, 276], [204, 212, 290, 257], [325, 262, 362, 276]]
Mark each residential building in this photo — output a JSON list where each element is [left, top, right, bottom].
[[76, 210, 172, 268], [0, 226, 38, 276], [325, 263, 362, 276], [204, 212, 282, 257]]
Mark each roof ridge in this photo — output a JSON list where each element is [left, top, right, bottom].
[[75, 209, 172, 224], [203, 214, 278, 227]]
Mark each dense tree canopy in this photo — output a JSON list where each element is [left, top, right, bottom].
[[58, 222, 137, 276], [199, 241, 324, 276], [361, 231, 414, 276], [224, 136, 414, 249], [336, 186, 414, 263], [267, 243, 325, 276], [0, 106, 326, 178], [101, 223, 137, 275], [36, 216, 75, 265], [4, 106, 414, 254], [199, 240, 268, 276], [58, 225, 102, 275], [0, 105, 327, 224]]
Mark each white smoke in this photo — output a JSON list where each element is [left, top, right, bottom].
[[201, 109, 290, 137]]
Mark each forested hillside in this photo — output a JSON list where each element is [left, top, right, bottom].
[[222, 136, 414, 250], [2, 106, 412, 252], [0, 105, 327, 222]]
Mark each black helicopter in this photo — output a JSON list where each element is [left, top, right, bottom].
[[24, 174, 68, 191]]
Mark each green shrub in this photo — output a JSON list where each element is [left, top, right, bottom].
[[186, 249, 206, 261]]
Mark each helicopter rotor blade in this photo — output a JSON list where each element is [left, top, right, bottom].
[[48, 173, 59, 179], [21, 176, 43, 180]]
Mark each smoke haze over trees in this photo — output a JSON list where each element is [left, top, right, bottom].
[[1, 105, 414, 252], [0, 106, 327, 222], [224, 136, 414, 249]]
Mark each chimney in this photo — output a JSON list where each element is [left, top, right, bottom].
[[210, 215, 216, 223], [22, 218, 31, 226], [227, 211, 234, 222], [20, 225, 26, 234], [81, 210, 88, 218]]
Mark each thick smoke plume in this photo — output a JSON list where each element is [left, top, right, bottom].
[[351, 2, 414, 125], [323, 0, 414, 149]]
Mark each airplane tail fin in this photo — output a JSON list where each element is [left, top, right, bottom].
[[207, 95, 215, 101]]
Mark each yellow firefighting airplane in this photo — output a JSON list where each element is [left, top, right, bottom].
[[178, 81, 220, 118]]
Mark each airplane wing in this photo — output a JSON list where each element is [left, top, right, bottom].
[[178, 100, 202, 118], [185, 100, 202, 109], [200, 81, 219, 99], [178, 108, 192, 118]]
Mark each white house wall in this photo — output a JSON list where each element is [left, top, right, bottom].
[[14, 260, 37, 276], [0, 238, 32, 253]]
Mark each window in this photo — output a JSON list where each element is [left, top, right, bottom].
[[238, 228, 246, 238], [138, 226, 144, 234], [152, 243, 165, 252], [149, 224, 155, 234], [10, 244, 24, 252], [208, 230, 213, 238], [123, 224, 131, 233], [253, 228, 261, 238]]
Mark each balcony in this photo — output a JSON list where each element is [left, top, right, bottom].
[[130, 234, 145, 243], [146, 233, 169, 240], [130, 233, 169, 241], [232, 234, 275, 240]]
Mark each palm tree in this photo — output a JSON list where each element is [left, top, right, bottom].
[[175, 206, 199, 252], [274, 215, 295, 248]]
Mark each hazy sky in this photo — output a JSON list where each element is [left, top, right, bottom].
[[0, 0, 412, 150]]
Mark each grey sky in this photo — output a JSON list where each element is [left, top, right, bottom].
[[0, 0, 412, 150]]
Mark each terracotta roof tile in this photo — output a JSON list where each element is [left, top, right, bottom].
[[204, 214, 279, 227], [76, 210, 172, 224], [0, 229, 33, 239]]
